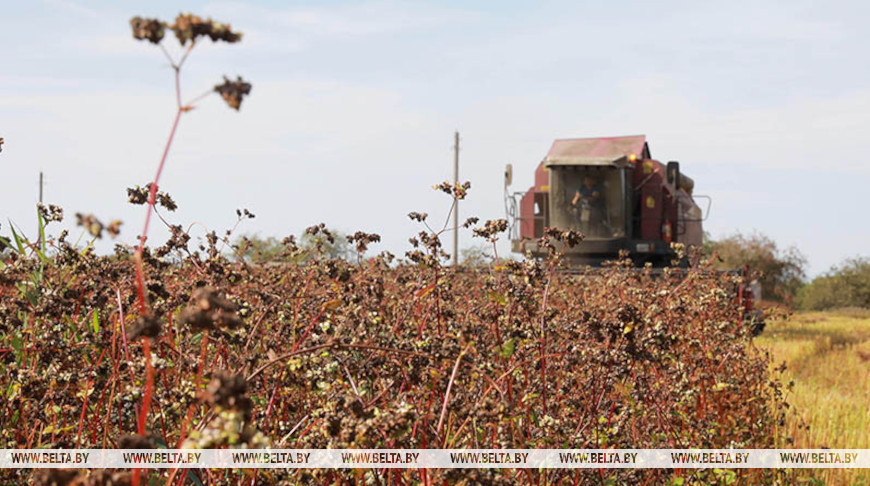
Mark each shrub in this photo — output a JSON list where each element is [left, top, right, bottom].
[[705, 231, 806, 303], [460, 244, 494, 267], [236, 228, 355, 264], [797, 257, 870, 310]]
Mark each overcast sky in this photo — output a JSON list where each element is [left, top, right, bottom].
[[1, 0, 868, 276]]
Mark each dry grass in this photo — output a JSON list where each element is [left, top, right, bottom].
[[758, 310, 870, 485]]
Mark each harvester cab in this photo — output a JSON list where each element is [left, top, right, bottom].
[[505, 135, 710, 267]]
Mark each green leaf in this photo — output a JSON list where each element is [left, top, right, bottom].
[[9, 335, 23, 352], [92, 311, 100, 334], [153, 436, 169, 449], [37, 206, 46, 254], [8, 221, 26, 256], [188, 471, 205, 486], [496, 338, 516, 359], [487, 291, 507, 306]]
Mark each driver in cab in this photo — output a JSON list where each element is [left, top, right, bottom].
[[572, 175, 602, 208], [571, 175, 605, 236]]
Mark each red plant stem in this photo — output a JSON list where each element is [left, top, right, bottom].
[[104, 318, 122, 447], [100, 379, 117, 447], [211, 341, 224, 368], [437, 345, 468, 440], [134, 55, 190, 316], [21, 315, 32, 369], [243, 304, 276, 351], [263, 377, 282, 424], [89, 380, 109, 444], [170, 328, 210, 454], [134, 107, 181, 314], [132, 338, 154, 486], [433, 265, 444, 335], [291, 306, 327, 353], [75, 348, 107, 447], [539, 262, 557, 414], [195, 330, 210, 390], [291, 267, 317, 345], [138, 338, 154, 435], [296, 418, 321, 441], [117, 290, 136, 382]]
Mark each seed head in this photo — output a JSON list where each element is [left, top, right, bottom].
[[179, 286, 242, 331], [170, 13, 242, 46], [214, 76, 252, 110], [130, 16, 165, 44], [128, 313, 162, 340]]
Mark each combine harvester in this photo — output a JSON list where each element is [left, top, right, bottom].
[[505, 135, 708, 267], [504, 134, 764, 333]]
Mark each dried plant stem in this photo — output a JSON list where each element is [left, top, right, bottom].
[[133, 44, 193, 314], [133, 107, 181, 313], [185, 88, 214, 107], [130, 59, 190, 486], [137, 339, 155, 435], [116, 290, 136, 382], [132, 337, 154, 486], [437, 344, 470, 440], [75, 348, 106, 447], [539, 261, 557, 414]]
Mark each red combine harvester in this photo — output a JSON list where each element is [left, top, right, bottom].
[[504, 135, 765, 334], [504, 135, 710, 267]]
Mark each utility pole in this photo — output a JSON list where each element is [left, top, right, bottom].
[[38, 171, 44, 250], [452, 131, 460, 267]]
